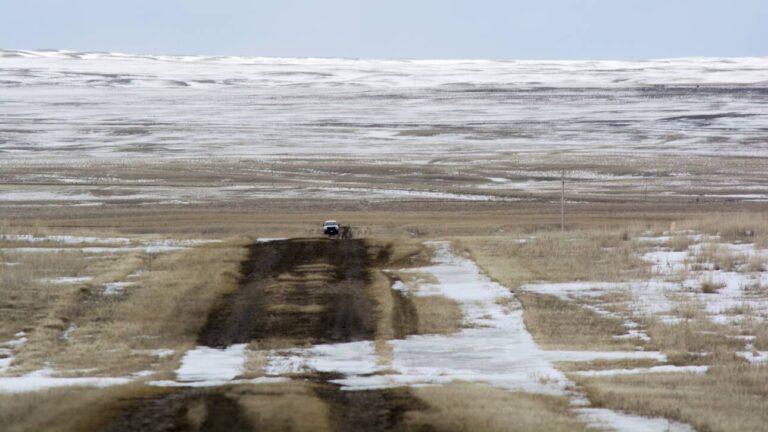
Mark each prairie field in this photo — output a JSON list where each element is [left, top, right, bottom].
[[2, 174, 768, 431], [2, 50, 768, 431]]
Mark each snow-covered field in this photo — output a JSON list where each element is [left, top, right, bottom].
[[522, 232, 768, 362], [151, 241, 699, 431], [1, 49, 767, 159], [1, 231, 765, 430]]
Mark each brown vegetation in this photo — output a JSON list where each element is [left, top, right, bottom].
[[405, 382, 590, 432], [576, 364, 768, 432]]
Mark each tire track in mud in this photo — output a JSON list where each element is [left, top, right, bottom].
[[198, 238, 377, 347], [102, 238, 426, 432], [104, 390, 253, 432]]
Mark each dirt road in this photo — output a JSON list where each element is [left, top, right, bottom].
[[103, 239, 424, 432], [198, 239, 377, 347]]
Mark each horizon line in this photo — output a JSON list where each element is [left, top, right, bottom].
[[3, 47, 767, 63]]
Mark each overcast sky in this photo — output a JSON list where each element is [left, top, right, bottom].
[[1, 0, 766, 59]]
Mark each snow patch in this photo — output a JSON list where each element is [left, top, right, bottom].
[[266, 241, 667, 395], [576, 408, 695, 432], [102, 281, 135, 295], [175, 344, 248, 384], [0, 368, 131, 393], [573, 365, 709, 377]]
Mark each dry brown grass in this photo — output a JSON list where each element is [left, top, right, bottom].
[[0, 384, 168, 432], [683, 212, 768, 246], [669, 234, 691, 251], [576, 364, 768, 432], [381, 238, 434, 268], [754, 324, 768, 351], [517, 292, 635, 350], [368, 269, 397, 364], [458, 229, 650, 286], [411, 296, 463, 335], [405, 382, 590, 432], [10, 237, 249, 376], [231, 382, 333, 432], [555, 358, 664, 372], [696, 243, 744, 272], [644, 316, 744, 363], [514, 230, 651, 282], [700, 276, 725, 294], [457, 232, 648, 350], [744, 254, 766, 272]]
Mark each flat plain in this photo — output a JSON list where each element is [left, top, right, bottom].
[[1, 50, 767, 431]]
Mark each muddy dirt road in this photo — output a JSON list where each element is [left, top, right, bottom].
[[103, 239, 425, 432], [198, 239, 378, 347]]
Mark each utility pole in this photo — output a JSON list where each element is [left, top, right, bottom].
[[644, 179, 649, 202], [560, 168, 565, 232]]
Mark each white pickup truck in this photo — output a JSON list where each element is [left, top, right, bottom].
[[323, 220, 340, 237]]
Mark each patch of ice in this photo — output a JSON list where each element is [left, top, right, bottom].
[[41, 276, 93, 285], [2, 237, 221, 256], [390, 280, 407, 291], [613, 329, 652, 342], [576, 407, 695, 432], [267, 341, 381, 378], [150, 349, 175, 359], [0, 368, 131, 393], [0, 247, 72, 253], [546, 351, 666, 363], [175, 344, 248, 383], [521, 279, 679, 316], [102, 281, 135, 295], [149, 376, 287, 388], [635, 236, 671, 244], [643, 250, 690, 274], [266, 242, 668, 395], [573, 365, 708, 377], [0, 332, 28, 376], [256, 237, 288, 243], [737, 351, 768, 364], [0, 234, 131, 245], [62, 323, 76, 340]]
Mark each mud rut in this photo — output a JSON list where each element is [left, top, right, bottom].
[[104, 239, 424, 432]]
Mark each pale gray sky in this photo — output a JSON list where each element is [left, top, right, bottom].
[[1, 0, 766, 59]]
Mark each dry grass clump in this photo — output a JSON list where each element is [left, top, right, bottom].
[[754, 324, 768, 351], [576, 363, 768, 432], [411, 296, 463, 335], [687, 213, 768, 246], [368, 269, 398, 363], [0, 384, 168, 432], [231, 382, 333, 432], [695, 243, 744, 272], [644, 316, 744, 362], [744, 254, 767, 272], [668, 234, 691, 252], [517, 292, 634, 350], [556, 358, 663, 372], [516, 230, 649, 282], [405, 382, 589, 432], [458, 229, 649, 289], [380, 238, 433, 268], [700, 276, 725, 294]]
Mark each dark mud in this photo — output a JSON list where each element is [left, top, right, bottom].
[[315, 384, 427, 432], [103, 390, 253, 432], [198, 238, 377, 347]]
